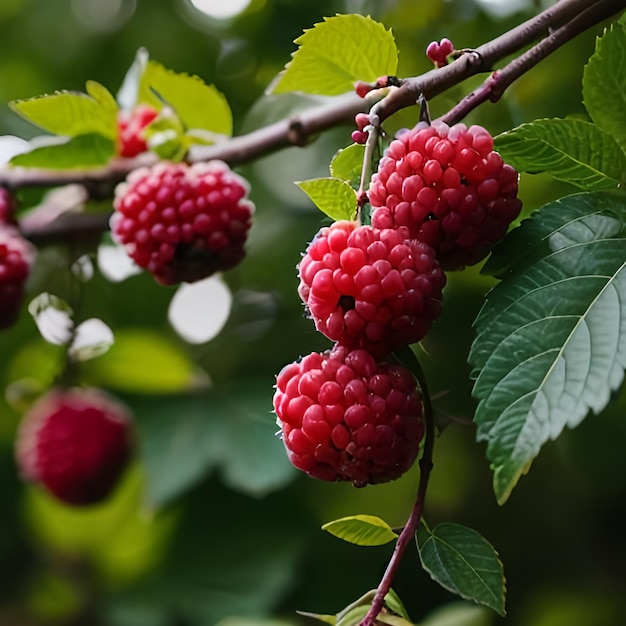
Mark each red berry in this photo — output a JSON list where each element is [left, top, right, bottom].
[[111, 160, 255, 284], [0, 187, 17, 226], [15, 388, 132, 506], [274, 345, 424, 486], [298, 221, 445, 357], [0, 228, 35, 329], [369, 121, 522, 270], [117, 104, 159, 158]]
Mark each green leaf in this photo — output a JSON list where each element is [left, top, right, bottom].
[[583, 23, 626, 150], [416, 522, 506, 616], [494, 118, 625, 190], [10, 90, 117, 139], [81, 328, 204, 394], [421, 603, 492, 626], [86, 80, 118, 115], [144, 106, 188, 161], [271, 14, 398, 96], [296, 612, 336, 625], [117, 47, 149, 110], [322, 514, 398, 546], [470, 192, 626, 503], [10, 134, 115, 170], [296, 177, 357, 221], [138, 60, 232, 136], [330, 143, 365, 188], [131, 378, 295, 508]]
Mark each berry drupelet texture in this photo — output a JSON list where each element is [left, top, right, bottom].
[[0, 228, 35, 329], [369, 121, 522, 270], [274, 345, 424, 487], [298, 220, 445, 358], [117, 104, 159, 158], [15, 388, 133, 506], [111, 160, 254, 285]]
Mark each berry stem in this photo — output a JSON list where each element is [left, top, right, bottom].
[[359, 346, 435, 626], [438, 0, 626, 126], [356, 110, 382, 219]]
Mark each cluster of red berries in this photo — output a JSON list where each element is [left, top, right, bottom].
[[117, 104, 159, 158], [112, 159, 254, 284], [274, 121, 521, 487], [0, 188, 35, 330], [15, 387, 133, 506]]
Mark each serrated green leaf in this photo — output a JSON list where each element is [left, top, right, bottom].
[[86, 80, 118, 115], [271, 14, 398, 95], [583, 23, 626, 150], [138, 60, 232, 136], [470, 192, 626, 504], [130, 378, 295, 508], [330, 143, 365, 187], [296, 177, 357, 221], [322, 514, 398, 546], [417, 522, 506, 616], [494, 118, 625, 190], [10, 134, 115, 170], [10, 90, 117, 139]]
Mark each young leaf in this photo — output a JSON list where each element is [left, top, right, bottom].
[[10, 91, 117, 139], [138, 60, 232, 136], [10, 134, 115, 170], [470, 192, 626, 504], [85, 80, 118, 115], [271, 14, 398, 96], [494, 118, 625, 190], [582, 22, 626, 151], [330, 143, 365, 188], [416, 522, 506, 616], [117, 47, 149, 110], [321, 514, 398, 546], [296, 177, 357, 221]]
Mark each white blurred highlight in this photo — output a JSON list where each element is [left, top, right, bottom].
[[188, 0, 251, 19], [98, 244, 143, 282]]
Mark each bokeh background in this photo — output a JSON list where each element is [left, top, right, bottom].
[[1, 1, 625, 625]]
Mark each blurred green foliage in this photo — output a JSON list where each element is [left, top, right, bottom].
[[1, 0, 625, 625]]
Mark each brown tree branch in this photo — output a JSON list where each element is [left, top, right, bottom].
[[7, 0, 624, 244]]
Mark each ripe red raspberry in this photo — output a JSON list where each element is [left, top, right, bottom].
[[298, 221, 445, 357], [117, 104, 159, 158], [111, 160, 254, 284], [274, 345, 424, 486], [0, 228, 35, 329], [0, 187, 17, 226], [369, 121, 522, 270], [15, 388, 132, 506]]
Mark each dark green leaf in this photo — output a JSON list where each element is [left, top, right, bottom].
[[322, 514, 398, 546], [330, 143, 365, 188], [10, 91, 117, 139], [271, 15, 398, 95], [582, 23, 626, 150], [494, 118, 625, 190], [138, 60, 232, 136], [131, 378, 295, 508], [10, 134, 115, 170], [417, 522, 506, 616], [470, 192, 626, 503], [296, 177, 357, 221]]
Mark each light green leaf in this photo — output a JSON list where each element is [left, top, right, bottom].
[[271, 14, 398, 95], [10, 90, 117, 139], [421, 602, 493, 626], [296, 612, 336, 625], [330, 143, 365, 188], [417, 522, 506, 616], [322, 514, 398, 546], [10, 134, 115, 170], [494, 118, 625, 190], [583, 23, 626, 150], [86, 80, 118, 115], [138, 60, 232, 136], [144, 106, 188, 161], [470, 192, 626, 503], [81, 328, 204, 394], [296, 177, 357, 221]]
